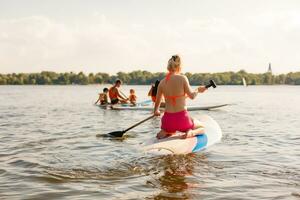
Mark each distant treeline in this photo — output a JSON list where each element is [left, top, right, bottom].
[[0, 70, 300, 85]]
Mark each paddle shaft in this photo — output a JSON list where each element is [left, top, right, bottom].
[[123, 115, 155, 133], [119, 90, 128, 99]]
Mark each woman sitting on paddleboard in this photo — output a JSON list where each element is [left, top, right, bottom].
[[154, 55, 207, 139]]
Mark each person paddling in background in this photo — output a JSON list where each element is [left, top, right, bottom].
[[94, 88, 109, 105], [129, 89, 137, 105], [153, 55, 207, 139], [148, 80, 166, 107], [109, 79, 128, 104], [148, 80, 160, 103]]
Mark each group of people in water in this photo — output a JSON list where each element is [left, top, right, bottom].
[[96, 55, 207, 139], [94, 80, 138, 105], [95, 79, 160, 106]]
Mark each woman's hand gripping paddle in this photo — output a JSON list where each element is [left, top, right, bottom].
[[196, 79, 217, 93]]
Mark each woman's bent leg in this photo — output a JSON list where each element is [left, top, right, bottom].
[[181, 118, 205, 139], [191, 118, 205, 135]]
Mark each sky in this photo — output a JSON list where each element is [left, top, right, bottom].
[[0, 0, 300, 74]]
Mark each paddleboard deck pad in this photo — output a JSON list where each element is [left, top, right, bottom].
[[143, 115, 222, 155]]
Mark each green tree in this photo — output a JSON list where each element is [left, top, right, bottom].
[[88, 73, 95, 84], [0, 76, 7, 85], [117, 72, 130, 84], [0, 70, 300, 85]]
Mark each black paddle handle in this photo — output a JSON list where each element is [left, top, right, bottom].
[[205, 80, 217, 89], [123, 115, 155, 133]]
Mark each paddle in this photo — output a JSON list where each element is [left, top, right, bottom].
[[108, 115, 155, 137], [119, 90, 129, 100]]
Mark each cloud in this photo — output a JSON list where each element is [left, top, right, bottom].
[[0, 14, 170, 72], [0, 16, 75, 68], [0, 10, 299, 74]]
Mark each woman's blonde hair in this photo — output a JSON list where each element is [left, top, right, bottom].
[[167, 54, 181, 72]]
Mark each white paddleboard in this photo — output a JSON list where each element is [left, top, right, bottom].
[[143, 115, 222, 155], [98, 100, 152, 109], [110, 104, 228, 111]]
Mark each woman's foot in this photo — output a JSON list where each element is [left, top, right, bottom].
[[156, 130, 172, 139], [181, 130, 194, 139], [181, 128, 205, 139]]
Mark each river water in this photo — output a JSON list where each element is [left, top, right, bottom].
[[0, 85, 299, 199]]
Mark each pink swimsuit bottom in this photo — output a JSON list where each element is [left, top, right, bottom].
[[161, 110, 194, 133]]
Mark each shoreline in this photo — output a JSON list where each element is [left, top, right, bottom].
[[1, 70, 300, 85]]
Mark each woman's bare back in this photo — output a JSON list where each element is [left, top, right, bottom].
[[159, 74, 189, 113]]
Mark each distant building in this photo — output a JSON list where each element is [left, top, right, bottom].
[[268, 63, 272, 74]]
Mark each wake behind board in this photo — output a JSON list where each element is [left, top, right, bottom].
[[111, 104, 228, 111], [143, 115, 222, 155]]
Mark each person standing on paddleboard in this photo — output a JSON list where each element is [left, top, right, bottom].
[[154, 55, 207, 139], [109, 80, 128, 104]]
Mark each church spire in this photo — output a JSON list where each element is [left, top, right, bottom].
[[268, 63, 272, 74]]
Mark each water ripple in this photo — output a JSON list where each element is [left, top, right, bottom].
[[0, 85, 299, 199]]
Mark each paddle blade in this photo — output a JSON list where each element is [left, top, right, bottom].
[[108, 131, 125, 137]]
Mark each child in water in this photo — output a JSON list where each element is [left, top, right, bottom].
[[129, 89, 137, 105], [95, 88, 109, 105]]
